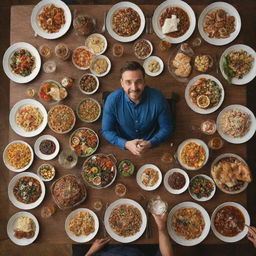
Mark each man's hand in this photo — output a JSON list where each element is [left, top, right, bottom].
[[247, 226, 256, 247], [137, 140, 152, 152], [125, 139, 144, 155], [85, 238, 110, 256], [152, 212, 168, 232]]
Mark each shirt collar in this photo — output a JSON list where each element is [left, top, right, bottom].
[[123, 86, 148, 105]]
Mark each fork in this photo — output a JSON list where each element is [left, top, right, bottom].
[[101, 11, 107, 33]]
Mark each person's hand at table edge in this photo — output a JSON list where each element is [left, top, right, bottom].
[[247, 225, 256, 248], [85, 238, 110, 256], [125, 139, 144, 155]]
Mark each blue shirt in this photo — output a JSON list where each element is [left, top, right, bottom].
[[102, 87, 173, 149]]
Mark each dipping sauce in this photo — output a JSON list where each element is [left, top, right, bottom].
[[201, 120, 216, 135], [39, 140, 56, 155], [115, 183, 127, 197], [208, 137, 224, 150], [168, 172, 186, 189]]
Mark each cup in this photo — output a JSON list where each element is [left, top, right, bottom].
[[55, 43, 71, 60], [208, 137, 224, 150], [39, 44, 51, 58], [26, 88, 36, 98], [41, 205, 56, 218], [43, 60, 56, 73], [158, 40, 172, 51], [112, 43, 124, 57]]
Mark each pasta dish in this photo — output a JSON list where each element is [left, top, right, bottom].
[[109, 204, 142, 237], [141, 168, 159, 187]]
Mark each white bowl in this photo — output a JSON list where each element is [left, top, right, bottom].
[[90, 55, 111, 77], [133, 39, 153, 60], [78, 73, 99, 95], [143, 56, 164, 77], [37, 163, 55, 182], [164, 168, 189, 194], [72, 46, 94, 70], [85, 33, 107, 55]]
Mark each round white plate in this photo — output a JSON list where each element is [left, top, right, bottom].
[[85, 33, 108, 55], [152, 0, 196, 44], [3, 140, 34, 173], [177, 138, 209, 170], [106, 1, 145, 42], [3, 42, 41, 84], [8, 172, 46, 210], [167, 201, 210, 246], [65, 208, 99, 243], [136, 164, 162, 191], [189, 174, 216, 201], [143, 56, 164, 77], [211, 153, 249, 194], [198, 2, 241, 46], [164, 168, 189, 194], [90, 55, 111, 77], [9, 99, 48, 138], [216, 104, 256, 144], [7, 211, 39, 246], [219, 44, 256, 85], [185, 74, 224, 114], [34, 134, 60, 160], [31, 0, 72, 39], [104, 198, 147, 243], [211, 202, 250, 242]]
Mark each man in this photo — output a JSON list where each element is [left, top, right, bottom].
[[102, 61, 173, 155]]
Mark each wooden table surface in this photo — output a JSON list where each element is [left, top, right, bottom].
[[8, 4, 251, 245]]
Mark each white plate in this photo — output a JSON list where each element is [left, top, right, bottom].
[[9, 99, 48, 138], [185, 74, 224, 114], [31, 0, 72, 39], [136, 164, 162, 191], [7, 211, 39, 246], [8, 172, 46, 210], [188, 174, 216, 201], [134, 39, 153, 60], [143, 56, 164, 77], [90, 55, 111, 77], [3, 42, 41, 84], [211, 202, 250, 242], [219, 44, 256, 85], [34, 135, 60, 160], [106, 1, 145, 42], [216, 104, 256, 144], [3, 140, 34, 173], [65, 208, 99, 243], [177, 138, 209, 170], [167, 201, 210, 246], [152, 0, 196, 44], [211, 153, 249, 194], [164, 168, 189, 194], [104, 198, 147, 243], [85, 33, 107, 55], [198, 2, 241, 46]]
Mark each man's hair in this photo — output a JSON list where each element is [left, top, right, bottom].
[[120, 61, 145, 77]]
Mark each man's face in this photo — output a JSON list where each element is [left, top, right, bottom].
[[121, 69, 145, 103]]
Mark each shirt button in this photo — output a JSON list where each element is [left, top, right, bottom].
[[135, 120, 138, 123], [136, 130, 139, 132]]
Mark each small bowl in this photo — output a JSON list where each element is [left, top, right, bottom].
[[90, 55, 111, 77], [118, 159, 135, 177], [164, 168, 189, 194], [189, 174, 216, 201], [78, 73, 99, 95], [37, 163, 55, 182], [85, 33, 107, 55], [133, 39, 153, 59], [72, 46, 94, 70], [143, 56, 164, 77]]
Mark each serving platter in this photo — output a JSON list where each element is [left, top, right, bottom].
[[106, 1, 145, 42], [8, 172, 46, 210], [9, 99, 48, 138], [31, 0, 72, 39], [219, 44, 256, 85], [3, 42, 41, 84], [104, 198, 147, 243], [167, 201, 210, 246], [216, 104, 256, 144], [65, 208, 99, 243], [211, 202, 250, 242], [198, 2, 241, 46], [7, 211, 39, 246], [152, 0, 196, 44]]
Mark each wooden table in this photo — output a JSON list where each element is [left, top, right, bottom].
[[8, 4, 251, 244]]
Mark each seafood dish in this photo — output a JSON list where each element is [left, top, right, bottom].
[[141, 168, 159, 187]]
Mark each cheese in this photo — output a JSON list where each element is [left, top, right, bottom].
[[162, 15, 180, 34], [15, 216, 35, 232]]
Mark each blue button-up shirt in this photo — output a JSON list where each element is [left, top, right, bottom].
[[102, 87, 173, 149]]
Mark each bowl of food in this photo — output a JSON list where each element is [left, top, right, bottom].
[[78, 73, 99, 95], [133, 39, 153, 59], [194, 54, 214, 73], [189, 174, 216, 201], [81, 153, 117, 189], [177, 138, 209, 171], [72, 46, 93, 70], [143, 56, 164, 77], [163, 168, 189, 194], [73, 14, 96, 36], [118, 159, 135, 177], [136, 164, 162, 191], [37, 163, 55, 182], [76, 98, 101, 123], [90, 55, 111, 77], [85, 33, 107, 55], [69, 127, 99, 157]]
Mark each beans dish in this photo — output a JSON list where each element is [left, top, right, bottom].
[[77, 98, 101, 122]]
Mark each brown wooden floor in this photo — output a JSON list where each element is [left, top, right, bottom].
[[1, 0, 256, 255]]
